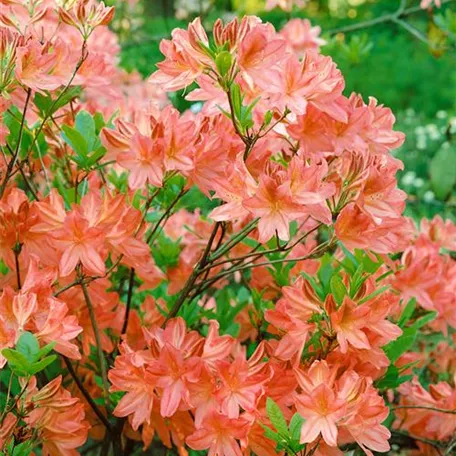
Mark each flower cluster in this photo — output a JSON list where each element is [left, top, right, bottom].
[[0, 4, 455, 456], [109, 316, 392, 456]]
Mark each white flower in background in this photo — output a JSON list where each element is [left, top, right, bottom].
[[402, 172, 416, 186], [423, 190, 435, 202]]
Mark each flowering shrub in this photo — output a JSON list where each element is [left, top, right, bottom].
[[0, 2, 455, 455]]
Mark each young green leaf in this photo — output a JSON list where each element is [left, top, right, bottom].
[[384, 326, 417, 363], [266, 397, 288, 436], [330, 275, 347, 305], [215, 51, 233, 77], [1, 349, 32, 377], [28, 355, 57, 375], [412, 311, 437, 329], [16, 331, 40, 362], [61, 125, 88, 157], [289, 412, 305, 442], [398, 298, 417, 328]]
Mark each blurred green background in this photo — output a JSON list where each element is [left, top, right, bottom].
[[112, 0, 456, 220]]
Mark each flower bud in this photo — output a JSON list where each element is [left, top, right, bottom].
[[215, 50, 232, 77]]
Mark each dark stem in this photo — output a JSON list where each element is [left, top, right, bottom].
[[146, 188, 188, 244], [121, 268, 135, 336], [62, 356, 112, 432], [0, 89, 32, 200], [165, 222, 220, 322], [80, 280, 111, 410], [14, 245, 21, 289]]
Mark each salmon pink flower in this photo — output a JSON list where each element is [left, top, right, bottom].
[[14, 39, 60, 93], [109, 344, 157, 430], [209, 154, 257, 223], [265, 0, 307, 12], [186, 410, 250, 456], [117, 132, 164, 189], [281, 18, 326, 56], [330, 297, 371, 353], [24, 376, 90, 455], [53, 210, 105, 277], [243, 173, 305, 243], [149, 23, 209, 91], [216, 354, 269, 418], [296, 383, 346, 447], [149, 343, 201, 417]]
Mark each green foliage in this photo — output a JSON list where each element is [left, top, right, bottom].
[[34, 87, 82, 118], [4, 438, 35, 456], [215, 50, 233, 77], [262, 398, 306, 454], [394, 109, 456, 221], [3, 107, 37, 159], [223, 83, 260, 134], [1, 332, 56, 377], [383, 308, 437, 364], [429, 142, 456, 200], [338, 33, 373, 65], [61, 110, 107, 171]]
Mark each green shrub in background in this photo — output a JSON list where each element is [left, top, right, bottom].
[[394, 109, 456, 220]]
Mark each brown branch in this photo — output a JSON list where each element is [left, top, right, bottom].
[[62, 356, 112, 431], [80, 280, 111, 410], [0, 89, 32, 199], [165, 222, 221, 322], [393, 405, 456, 415], [121, 268, 135, 336]]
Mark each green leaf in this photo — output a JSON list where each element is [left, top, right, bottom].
[[263, 110, 273, 127], [259, 423, 280, 442], [412, 311, 437, 329], [241, 97, 261, 125], [61, 125, 88, 157], [215, 51, 233, 77], [430, 143, 456, 200], [75, 111, 96, 143], [87, 146, 106, 166], [28, 355, 57, 375], [330, 275, 347, 305], [12, 439, 35, 456], [1, 349, 31, 376], [375, 365, 412, 390], [289, 413, 305, 442], [34, 86, 81, 117], [357, 285, 390, 305], [384, 326, 417, 363], [34, 341, 56, 360], [349, 264, 366, 298], [93, 112, 106, 134], [398, 298, 417, 328], [266, 398, 288, 436], [16, 332, 40, 362], [230, 83, 243, 121]]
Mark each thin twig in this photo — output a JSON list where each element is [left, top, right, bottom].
[[62, 356, 112, 431], [165, 222, 221, 322], [80, 281, 111, 410], [146, 187, 188, 244], [326, 0, 455, 36], [391, 430, 446, 450], [393, 405, 456, 415], [121, 268, 135, 335], [0, 89, 32, 199]]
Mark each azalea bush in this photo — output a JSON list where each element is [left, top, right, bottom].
[[1, 0, 456, 455]]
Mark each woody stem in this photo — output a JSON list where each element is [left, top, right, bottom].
[[80, 280, 111, 410], [0, 88, 32, 200], [164, 222, 221, 323]]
